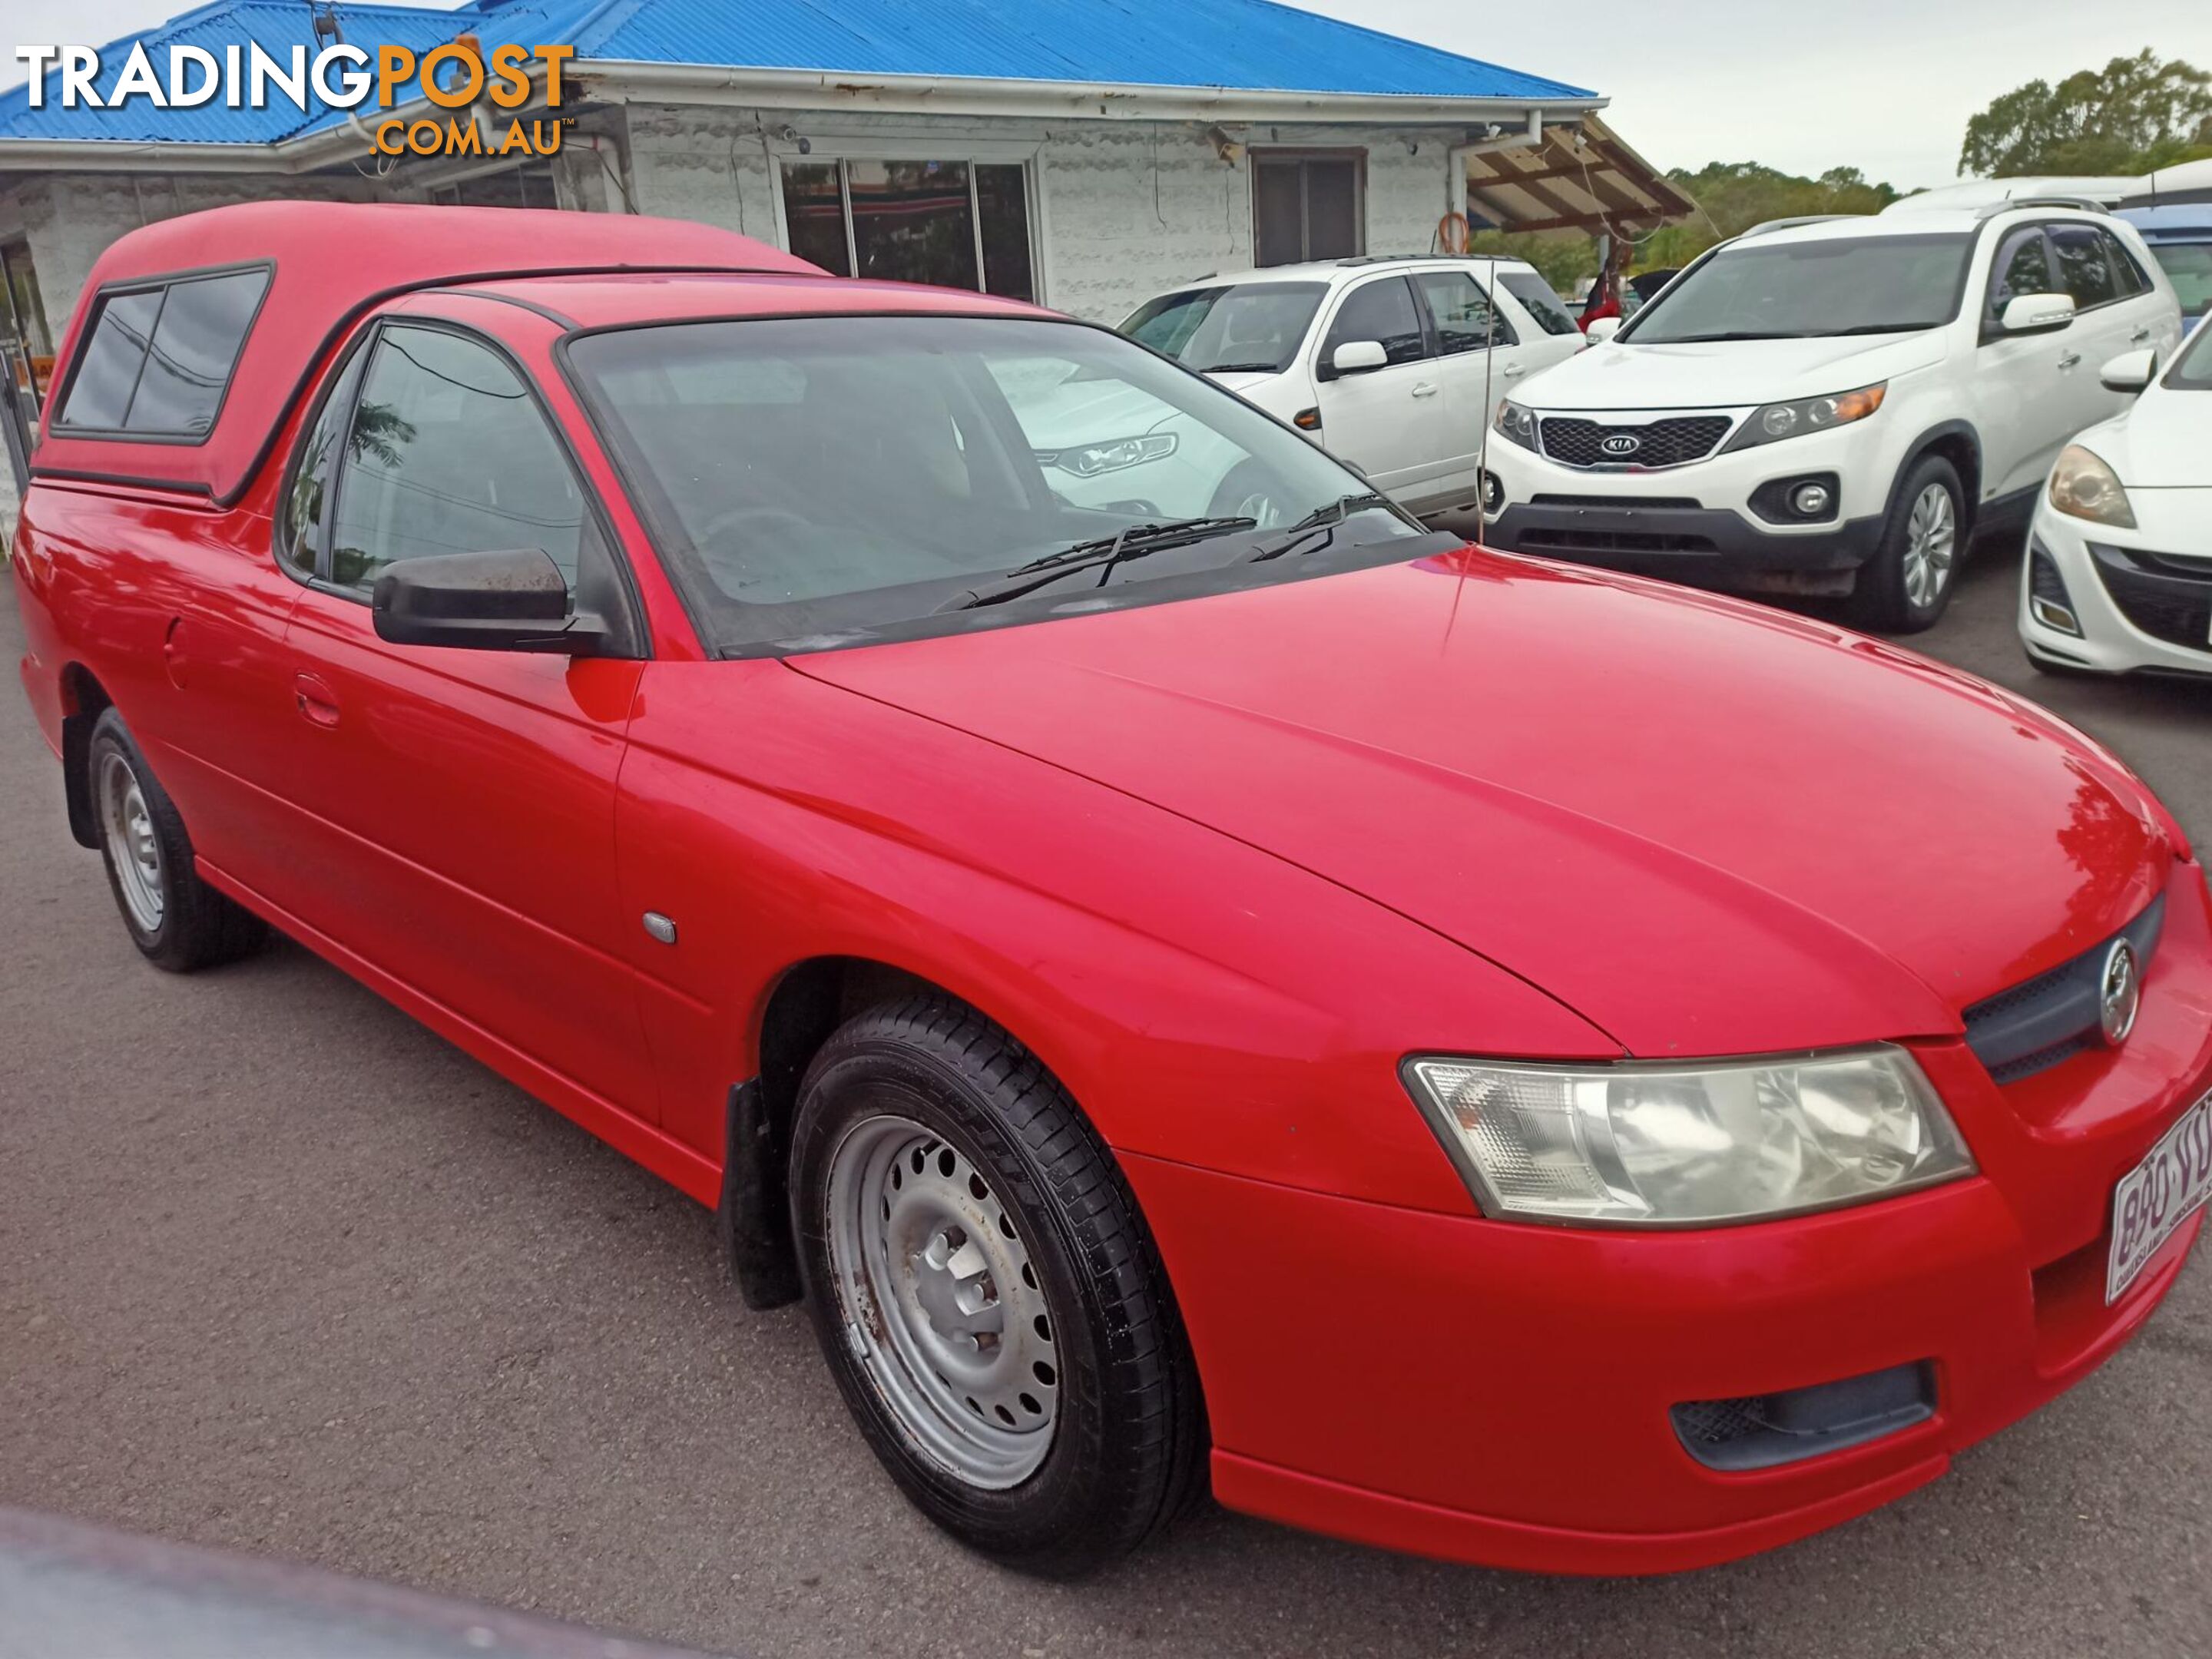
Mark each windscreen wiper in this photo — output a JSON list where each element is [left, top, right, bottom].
[[1246, 492, 1397, 562], [937, 515, 1259, 611], [1195, 361, 1284, 373]]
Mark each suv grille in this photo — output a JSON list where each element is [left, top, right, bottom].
[[1962, 896, 2164, 1083], [1538, 416, 1731, 469], [2088, 543, 2212, 651]]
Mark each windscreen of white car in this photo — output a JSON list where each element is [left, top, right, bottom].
[[2146, 241, 2212, 319], [1621, 233, 1975, 343], [1121, 282, 1327, 373], [2165, 320, 2212, 389], [568, 314, 1444, 656]]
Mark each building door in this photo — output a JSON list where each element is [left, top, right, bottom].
[[0, 240, 53, 412], [1253, 152, 1364, 267]]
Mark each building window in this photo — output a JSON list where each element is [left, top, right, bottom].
[[429, 161, 561, 210], [0, 240, 53, 407], [1253, 152, 1364, 267], [778, 159, 1035, 300]]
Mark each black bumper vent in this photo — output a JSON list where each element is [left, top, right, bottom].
[[1672, 1362, 1936, 1472], [1538, 416, 1731, 469], [2088, 542, 2212, 651], [1962, 895, 2164, 1083]]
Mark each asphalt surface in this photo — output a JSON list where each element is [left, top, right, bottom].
[[3, 538, 2209, 1659]]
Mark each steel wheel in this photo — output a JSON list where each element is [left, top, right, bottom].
[[98, 750, 164, 933], [1232, 489, 1283, 527], [1900, 482, 1957, 610], [825, 1114, 1059, 1489]]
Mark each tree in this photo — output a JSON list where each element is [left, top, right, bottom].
[[1959, 49, 2212, 177]]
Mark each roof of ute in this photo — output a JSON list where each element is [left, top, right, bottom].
[[33, 202, 821, 504]]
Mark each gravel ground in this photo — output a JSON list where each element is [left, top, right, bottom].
[[2, 539, 2207, 1658]]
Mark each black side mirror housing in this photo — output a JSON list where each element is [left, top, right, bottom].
[[372, 548, 611, 655]]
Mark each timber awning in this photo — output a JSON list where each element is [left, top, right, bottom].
[[1462, 114, 1699, 237]]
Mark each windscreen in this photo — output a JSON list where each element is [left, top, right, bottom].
[[1121, 282, 1326, 373], [2166, 318, 2212, 390], [1624, 233, 1974, 343], [568, 314, 1432, 655], [2147, 241, 2212, 318]]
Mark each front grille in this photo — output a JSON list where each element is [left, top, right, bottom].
[[1537, 416, 1731, 469], [1962, 896, 2164, 1082], [1671, 1363, 1935, 1472], [2088, 543, 2212, 651], [1528, 493, 1703, 509]]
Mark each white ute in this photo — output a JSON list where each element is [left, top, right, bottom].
[[1482, 201, 2184, 631]]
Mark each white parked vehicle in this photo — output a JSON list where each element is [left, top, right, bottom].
[[1483, 204, 2185, 631], [1114, 257, 1586, 516], [2019, 320, 2212, 676]]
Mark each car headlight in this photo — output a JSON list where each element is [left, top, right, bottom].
[[2048, 444, 2136, 528], [1402, 1046, 1972, 1227], [1493, 399, 1538, 451], [1721, 382, 1886, 452], [1044, 433, 1178, 476]]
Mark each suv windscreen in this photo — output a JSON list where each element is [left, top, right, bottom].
[[1121, 282, 1326, 373], [2146, 240, 2211, 317], [568, 314, 1437, 656], [1622, 232, 1975, 343]]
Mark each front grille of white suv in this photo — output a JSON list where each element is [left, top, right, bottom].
[[1538, 416, 1732, 469]]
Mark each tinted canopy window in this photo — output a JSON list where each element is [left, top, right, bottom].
[[1121, 282, 1326, 373], [56, 268, 267, 437], [1625, 233, 1973, 343]]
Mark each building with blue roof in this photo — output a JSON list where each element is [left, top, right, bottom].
[[0, 0, 1681, 448]]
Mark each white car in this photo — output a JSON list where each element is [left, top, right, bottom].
[[2019, 320, 2212, 676], [1483, 205, 2185, 631], [1115, 257, 1586, 517]]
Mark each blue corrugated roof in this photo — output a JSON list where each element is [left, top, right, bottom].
[[1, 0, 1594, 147]]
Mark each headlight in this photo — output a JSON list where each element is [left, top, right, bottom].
[[1402, 1046, 1972, 1227], [1493, 399, 1538, 451], [2048, 444, 2136, 528], [1044, 433, 1177, 476], [1721, 382, 1886, 452]]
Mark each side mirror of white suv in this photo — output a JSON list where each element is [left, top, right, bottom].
[[2098, 349, 2157, 393], [1584, 316, 1623, 343], [1327, 340, 1389, 378], [2000, 293, 2076, 335]]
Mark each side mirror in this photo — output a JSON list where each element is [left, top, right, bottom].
[[2001, 292, 2075, 335], [1585, 316, 1623, 343], [373, 547, 608, 654], [1326, 339, 1389, 379], [2098, 348, 2157, 393]]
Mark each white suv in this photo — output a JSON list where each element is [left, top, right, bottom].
[[1483, 205, 2185, 631], [1117, 257, 1585, 518]]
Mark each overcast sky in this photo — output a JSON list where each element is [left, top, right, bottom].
[[8, 0, 2211, 188]]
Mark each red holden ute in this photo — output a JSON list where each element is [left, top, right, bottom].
[[14, 204, 2210, 1578]]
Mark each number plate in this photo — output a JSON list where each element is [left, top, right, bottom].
[[2108, 1091, 2212, 1304]]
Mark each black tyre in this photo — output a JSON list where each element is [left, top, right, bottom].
[[1849, 455, 1965, 634], [1209, 460, 1293, 528], [788, 996, 1204, 1577], [87, 709, 268, 972]]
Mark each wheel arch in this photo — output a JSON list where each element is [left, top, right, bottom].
[[1892, 419, 1982, 537], [58, 663, 114, 850]]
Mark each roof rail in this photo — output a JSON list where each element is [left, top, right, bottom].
[[1975, 195, 2111, 220], [1738, 215, 1857, 239]]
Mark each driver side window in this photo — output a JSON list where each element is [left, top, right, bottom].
[[329, 325, 590, 594], [1321, 277, 1429, 370], [1987, 227, 2054, 326]]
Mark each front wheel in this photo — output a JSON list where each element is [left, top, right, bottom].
[[1849, 456, 1965, 634], [788, 997, 1204, 1577]]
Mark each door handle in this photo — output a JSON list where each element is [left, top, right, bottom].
[[293, 671, 340, 729], [1410, 382, 1439, 398], [2130, 326, 2153, 343], [1502, 363, 1527, 378], [2056, 351, 2081, 369]]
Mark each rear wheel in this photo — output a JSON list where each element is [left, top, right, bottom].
[[1849, 456, 1964, 634], [88, 709, 267, 972], [788, 996, 1204, 1577]]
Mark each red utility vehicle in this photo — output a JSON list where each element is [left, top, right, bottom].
[[13, 204, 2210, 1578]]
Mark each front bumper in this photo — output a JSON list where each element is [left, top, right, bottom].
[[1486, 497, 1884, 576], [1131, 862, 2212, 1574], [2020, 500, 2212, 678]]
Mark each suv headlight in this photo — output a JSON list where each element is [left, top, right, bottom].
[[1045, 433, 1178, 476], [1721, 382, 1886, 452], [1402, 1046, 1972, 1227], [2048, 444, 2136, 528], [1493, 399, 1538, 451]]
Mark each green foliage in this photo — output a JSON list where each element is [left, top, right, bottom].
[[1959, 49, 2212, 177], [1462, 228, 1598, 293]]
